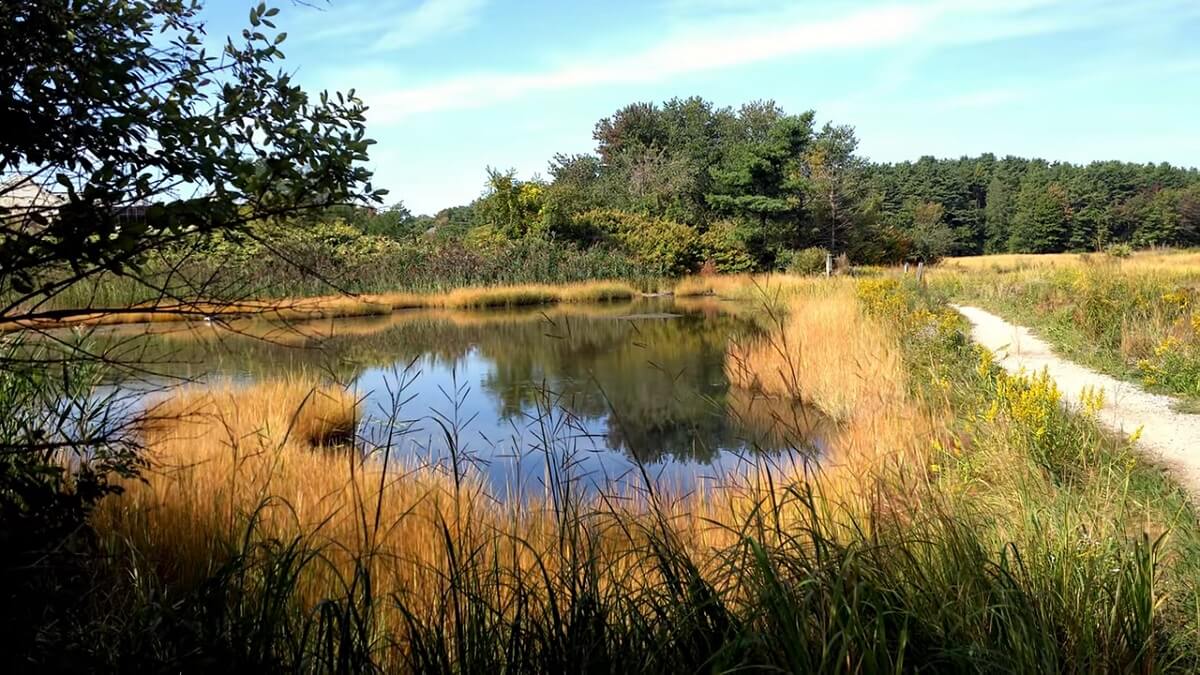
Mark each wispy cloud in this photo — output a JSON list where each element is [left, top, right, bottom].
[[352, 0, 1195, 122], [366, 3, 935, 121], [293, 0, 487, 50], [371, 0, 486, 51]]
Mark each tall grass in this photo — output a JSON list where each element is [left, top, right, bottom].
[[14, 280, 641, 331], [437, 280, 636, 309], [23, 236, 658, 322], [726, 282, 904, 421], [672, 273, 813, 303], [33, 274, 1200, 671], [943, 248, 1200, 273], [939, 253, 1200, 399]]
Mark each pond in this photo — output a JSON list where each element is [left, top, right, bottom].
[[93, 297, 832, 494]]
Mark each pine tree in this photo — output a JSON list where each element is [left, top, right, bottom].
[[1010, 180, 1072, 252], [983, 177, 1013, 253]]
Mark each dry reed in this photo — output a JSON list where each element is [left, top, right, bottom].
[[98, 378, 741, 627], [95, 278, 938, 613], [943, 248, 1200, 274], [71, 271, 1200, 669], [14, 280, 639, 331]]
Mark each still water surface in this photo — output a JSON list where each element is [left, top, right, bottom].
[[103, 298, 830, 493]]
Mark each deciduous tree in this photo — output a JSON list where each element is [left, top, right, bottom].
[[0, 0, 384, 328]]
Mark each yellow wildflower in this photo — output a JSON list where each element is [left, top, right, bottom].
[[1153, 336, 1179, 358], [1129, 425, 1144, 445], [1162, 289, 1190, 308]]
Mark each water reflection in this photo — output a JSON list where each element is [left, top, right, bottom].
[[92, 299, 834, 492]]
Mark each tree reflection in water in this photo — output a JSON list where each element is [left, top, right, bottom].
[[91, 298, 837, 492]]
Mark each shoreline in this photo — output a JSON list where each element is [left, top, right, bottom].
[[7, 279, 646, 332], [11, 273, 802, 332]]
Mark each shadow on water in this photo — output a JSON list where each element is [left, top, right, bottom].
[[87, 297, 837, 494]]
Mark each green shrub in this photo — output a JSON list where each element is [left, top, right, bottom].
[[698, 220, 756, 273], [463, 224, 511, 253], [1106, 242, 1134, 258], [784, 247, 830, 275], [1137, 336, 1200, 399], [575, 208, 700, 276]]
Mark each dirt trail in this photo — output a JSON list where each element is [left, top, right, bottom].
[[954, 305, 1200, 496]]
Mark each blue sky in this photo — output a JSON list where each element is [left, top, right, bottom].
[[203, 0, 1200, 214]]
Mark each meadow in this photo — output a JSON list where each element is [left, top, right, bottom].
[[939, 249, 1200, 403], [29, 270, 1197, 671]]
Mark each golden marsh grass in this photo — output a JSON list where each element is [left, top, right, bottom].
[[943, 248, 1200, 274], [95, 278, 938, 619], [71, 273, 1200, 669], [672, 273, 817, 302], [87, 300, 645, 347], [101, 378, 711, 607], [15, 280, 639, 331]]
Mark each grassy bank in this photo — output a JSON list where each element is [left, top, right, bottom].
[[12, 280, 641, 331], [24, 266, 844, 333], [14, 274, 1185, 670], [938, 250, 1200, 403], [20, 271, 803, 332]]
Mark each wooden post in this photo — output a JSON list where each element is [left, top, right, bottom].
[[903, 262, 909, 275], [825, 253, 833, 278], [916, 261, 925, 283]]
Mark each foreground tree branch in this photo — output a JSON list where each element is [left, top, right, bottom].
[[0, 0, 385, 332]]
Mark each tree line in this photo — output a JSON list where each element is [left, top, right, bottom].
[[397, 97, 1200, 270]]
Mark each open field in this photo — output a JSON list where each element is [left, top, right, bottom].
[[944, 250, 1200, 274], [937, 250, 1200, 402], [67, 273, 1200, 671]]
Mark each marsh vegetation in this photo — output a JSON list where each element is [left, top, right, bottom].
[[8, 273, 1199, 671], [6, 2, 1200, 672]]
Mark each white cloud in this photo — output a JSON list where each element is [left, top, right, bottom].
[[292, 0, 486, 50], [365, 3, 935, 122], [371, 0, 487, 51], [351, 0, 1195, 123]]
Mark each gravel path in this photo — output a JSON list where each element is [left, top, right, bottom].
[[954, 305, 1200, 496]]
